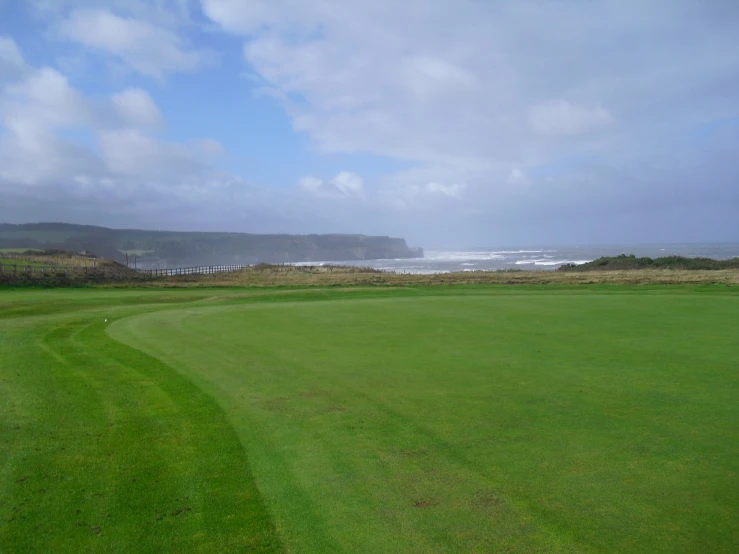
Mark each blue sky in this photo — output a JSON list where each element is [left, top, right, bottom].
[[0, 0, 737, 247]]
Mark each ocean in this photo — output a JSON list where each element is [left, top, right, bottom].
[[292, 243, 739, 274]]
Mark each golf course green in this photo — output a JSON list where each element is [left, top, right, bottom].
[[1, 286, 738, 552]]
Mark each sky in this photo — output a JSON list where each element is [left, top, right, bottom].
[[0, 0, 737, 248]]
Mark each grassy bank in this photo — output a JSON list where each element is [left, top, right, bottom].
[[2, 254, 737, 288], [2, 286, 738, 552], [151, 264, 739, 287]]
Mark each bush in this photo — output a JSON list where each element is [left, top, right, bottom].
[[558, 255, 739, 272]]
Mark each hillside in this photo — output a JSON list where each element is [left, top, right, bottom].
[[0, 223, 424, 267]]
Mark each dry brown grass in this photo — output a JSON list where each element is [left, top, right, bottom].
[[0, 252, 103, 267], [141, 265, 739, 288]]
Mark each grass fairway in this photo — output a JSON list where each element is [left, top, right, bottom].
[[2, 286, 738, 552]]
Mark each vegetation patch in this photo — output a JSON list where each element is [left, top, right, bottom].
[[559, 253, 739, 271], [0, 248, 45, 254], [155, 263, 739, 287]]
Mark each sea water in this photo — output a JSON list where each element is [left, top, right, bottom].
[[290, 243, 739, 274]]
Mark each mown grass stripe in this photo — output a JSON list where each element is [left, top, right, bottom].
[[0, 311, 282, 553]]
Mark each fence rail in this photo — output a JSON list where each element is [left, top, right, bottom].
[[0, 262, 251, 284], [139, 264, 250, 277]]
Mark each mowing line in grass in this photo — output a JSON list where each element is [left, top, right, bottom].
[[0, 306, 282, 553]]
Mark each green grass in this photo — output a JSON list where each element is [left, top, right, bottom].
[[0, 258, 53, 271], [0, 259, 49, 268], [0, 248, 44, 254], [1, 286, 738, 552]]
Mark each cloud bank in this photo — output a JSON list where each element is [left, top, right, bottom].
[[1, 0, 737, 245]]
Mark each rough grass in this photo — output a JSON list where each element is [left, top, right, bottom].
[[0, 248, 44, 254], [0, 259, 49, 268], [0, 253, 102, 267], [0, 257, 145, 287], [4, 257, 737, 287], [149, 264, 739, 287], [2, 286, 738, 552]]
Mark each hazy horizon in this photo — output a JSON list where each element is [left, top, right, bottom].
[[1, 1, 738, 247]]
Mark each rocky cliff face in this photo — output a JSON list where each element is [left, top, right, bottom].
[[0, 223, 424, 266]]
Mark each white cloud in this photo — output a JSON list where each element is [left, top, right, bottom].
[[528, 100, 614, 136], [0, 130, 104, 188], [299, 171, 364, 199], [99, 129, 202, 177], [0, 36, 27, 79], [200, 0, 290, 34], [30, 0, 195, 27], [402, 56, 478, 101], [192, 138, 224, 159], [0, 56, 101, 187], [332, 171, 364, 196], [425, 182, 467, 197], [380, 179, 468, 210], [1, 65, 174, 138], [111, 88, 165, 130], [203, 0, 738, 204], [507, 168, 530, 186], [203, 1, 514, 163], [58, 9, 209, 78], [2, 67, 93, 138], [3, 0, 739, 243], [0, 54, 227, 206], [297, 176, 322, 192]]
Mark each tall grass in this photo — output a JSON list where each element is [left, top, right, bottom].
[[148, 265, 739, 287]]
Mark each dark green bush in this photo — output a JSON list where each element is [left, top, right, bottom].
[[558, 254, 739, 272]]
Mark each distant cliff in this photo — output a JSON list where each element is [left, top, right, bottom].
[[0, 223, 424, 267]]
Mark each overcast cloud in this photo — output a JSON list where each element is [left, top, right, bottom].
[[0, 0, 737, 246]]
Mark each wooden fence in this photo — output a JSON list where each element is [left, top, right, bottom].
[[0, 262, 251, 284], [139, 264, 250, 277]]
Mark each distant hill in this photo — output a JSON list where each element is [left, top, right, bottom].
[[0, 223, 424, 267], [558, 254, 739, 271]]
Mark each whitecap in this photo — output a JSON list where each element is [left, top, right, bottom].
[[515, 259, 591, 266]]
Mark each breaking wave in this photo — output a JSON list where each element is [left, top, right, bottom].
[[514, 259, 591, 266]]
